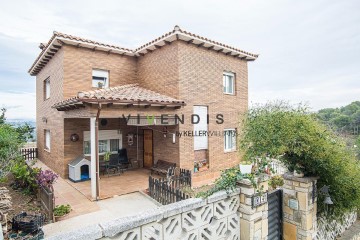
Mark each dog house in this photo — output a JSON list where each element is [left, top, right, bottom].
[[68, 156, 91, 182]]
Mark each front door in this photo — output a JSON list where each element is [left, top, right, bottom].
[[143, 129, 153, 168]]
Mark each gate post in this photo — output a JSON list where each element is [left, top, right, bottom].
[[282, 173, 319, 240], [237, 175, 269, 240]]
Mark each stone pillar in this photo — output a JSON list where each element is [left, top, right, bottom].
[[237, 176, 269, 240], [282, 173, 319, 240]]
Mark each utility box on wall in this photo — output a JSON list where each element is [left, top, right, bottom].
[[68, 156, 91, 182]]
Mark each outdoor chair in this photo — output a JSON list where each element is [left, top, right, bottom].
[[118, 148, 132, 171], [107, 154, 120, 174]]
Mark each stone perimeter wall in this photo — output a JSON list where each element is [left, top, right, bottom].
[[282, 174, 318, 240]]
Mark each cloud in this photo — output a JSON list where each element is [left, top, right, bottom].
[[0, 91, 35, 120]]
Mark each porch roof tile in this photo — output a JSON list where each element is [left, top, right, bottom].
[[52, 83, 185, 111]]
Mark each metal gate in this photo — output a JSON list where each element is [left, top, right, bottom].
[[268, 189, 283, 239]]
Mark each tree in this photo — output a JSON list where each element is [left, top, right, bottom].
[[0, 124, 22, 179], [240, 101, 360, 217], [331, 114, 351, 130], [0, 108, 6, 125], [15, 123, 35, 142], [317, 101, 360, 134], [356, 135, 360, 159], [0, 108, 33, 179]]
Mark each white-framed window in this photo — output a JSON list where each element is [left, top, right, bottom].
[[193, 106, 208, 150], [92, 69, 109, 88], [45, 129, 51, 151], [224, 129, 236, 152], [44, 77, 50, 100], [223, 72, 235, 95], [83, 130, 122, 155]]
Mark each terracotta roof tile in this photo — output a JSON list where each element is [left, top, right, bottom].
[[53, 84, 185, 110], [54, 31, 133, 52], [30, 26, 258, 75], [135, 25, 259, 58]]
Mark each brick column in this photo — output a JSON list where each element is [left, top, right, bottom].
[[237, 175, 269, 240], [282, 173, 319, 240]]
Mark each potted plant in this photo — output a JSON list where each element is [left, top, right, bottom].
[[269, 175, 284, 190], [194, 162, 199, 172], [104, 151, 111, 162], [53, 204, 71, 222], [97, 82, 104, 89], [239, 160, 253, 174]]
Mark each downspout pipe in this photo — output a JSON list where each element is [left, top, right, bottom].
[[95, 104, 102, 200]]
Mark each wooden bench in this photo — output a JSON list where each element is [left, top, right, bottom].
[[151, 160, 176, 175]]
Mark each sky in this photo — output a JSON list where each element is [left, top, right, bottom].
[[0, 0, 359, 120]]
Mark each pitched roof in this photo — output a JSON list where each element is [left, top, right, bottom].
[[135, 26, 258, 59], [54, 31, 133, 52], [53, 84, 185, 111], [29, 26, 259, 76]]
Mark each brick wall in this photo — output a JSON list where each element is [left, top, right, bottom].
[[137, 40, 248, 186], [137, 42, 179, 98], [36, 47, 65, 175], [63, 45, 137, 99], [151, 125, 179, 166], [177, 41, 248, 186]]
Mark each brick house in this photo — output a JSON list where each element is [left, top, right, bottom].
[[29, 26, 258, 198]]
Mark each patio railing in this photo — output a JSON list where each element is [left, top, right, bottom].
[[148, 168, 191, 205], [269, 159, 287, 176], [20, 147, 38, 161]]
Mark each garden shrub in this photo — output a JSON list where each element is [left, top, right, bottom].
[[11, 160, 40, 194], [196, 167, 258, 198], [36, 169, 58, 189], [0, 108, 34, 179], [239, 101, 360, 217], [0, 124, 23, 179]]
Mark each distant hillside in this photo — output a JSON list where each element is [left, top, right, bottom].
[[317, 101, 360, 135]]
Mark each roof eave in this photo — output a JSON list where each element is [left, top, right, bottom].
[[53, 99, 186, 112], [30, 27, 259, 76], [29, 36, 136, 76], [135, 31, 259, 61]]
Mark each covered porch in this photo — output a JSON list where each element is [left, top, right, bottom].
[[63, 117, 180, 200], [66, 168, 152, 200], [55, 84, 185, 200]]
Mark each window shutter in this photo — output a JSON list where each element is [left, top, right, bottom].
[[92, 69, 109, 78], [194, 106, 208, 150]]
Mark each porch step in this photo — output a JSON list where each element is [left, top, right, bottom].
[[338, 221, 360, 240]]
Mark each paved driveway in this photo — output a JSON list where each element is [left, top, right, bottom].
[[43, 192, 159, 238]]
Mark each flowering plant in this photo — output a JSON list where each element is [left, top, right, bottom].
[[36, 169, 58, 188]]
